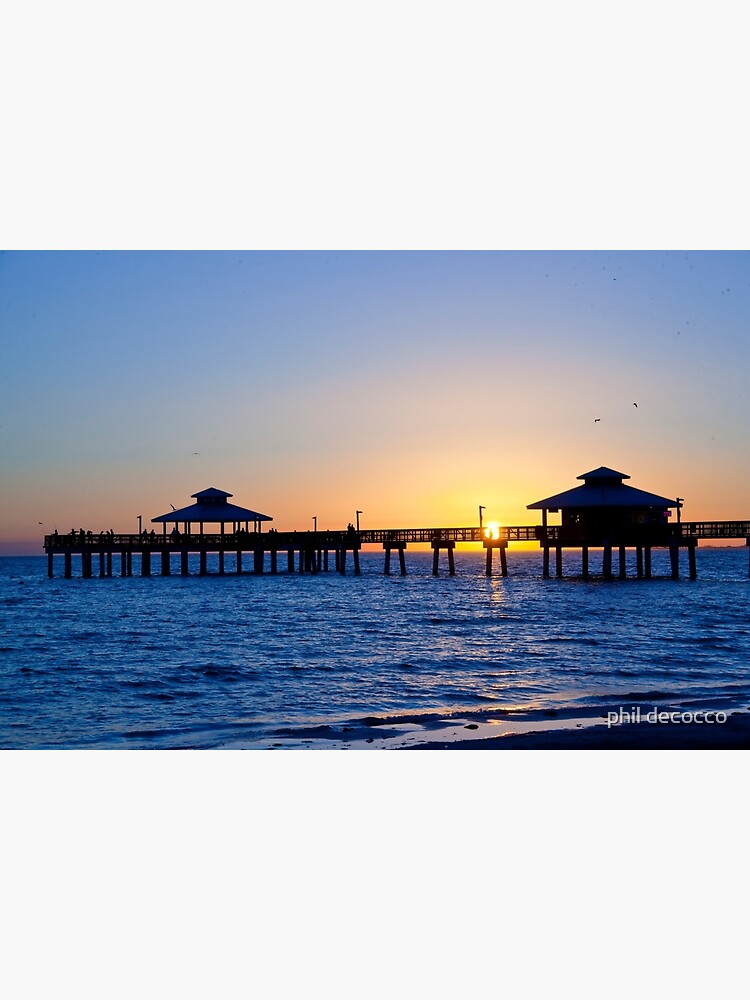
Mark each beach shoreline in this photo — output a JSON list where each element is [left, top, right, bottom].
[[223, 701, 750, 750]]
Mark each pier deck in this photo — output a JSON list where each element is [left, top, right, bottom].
[[43, 520, 750, 580]]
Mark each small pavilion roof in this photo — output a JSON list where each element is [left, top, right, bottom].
[[527, 467, 678, 511], [152, 486, 273, 524]]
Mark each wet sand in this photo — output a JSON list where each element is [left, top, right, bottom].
[[407, 710, 750, 749]]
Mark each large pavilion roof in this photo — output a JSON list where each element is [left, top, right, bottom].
[[527, 466, 678, 511], [152, 486, 273, 524]]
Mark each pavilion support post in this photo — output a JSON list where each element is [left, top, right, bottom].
[[107, 551, 112, 577], [48, 552, 54, 578], [603, 545, 613, 580], [636, 546, 644, 579], [182, 550, 189, 576], [485, 547, 493, 576], [161, 551, 170, 576], [199, 551, 207, 576], [542, 546, 550, 578], [99, 551, 105, 577], [271, 550, 278, 574], [384, 546, 391, 575], [688, 541, 697, 580], [619, 546, 627, 579], [65, 552, 72, 578], [287, 550, 294, 573], [555, 545, 563, 578], [121, 552, 127, 577], [142, 550, 151, 577], [669, 543, 680, 580], [644, 546, 652, 579], [581, 546, 589, 579], [353, 547, 360, 576]]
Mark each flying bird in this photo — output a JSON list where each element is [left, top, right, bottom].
[[633, 402, 638, 408], [170, 504, 176, 511], [594, 418, 601, 423], [192, 452, 200, 455]]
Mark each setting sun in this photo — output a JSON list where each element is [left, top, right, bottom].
[[484, 521, 501, 540]]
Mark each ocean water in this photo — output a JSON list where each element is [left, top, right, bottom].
[[1, 548, 749, 748]]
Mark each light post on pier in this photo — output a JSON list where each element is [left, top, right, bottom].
[[137, 515, 142, 535], [313, 516, 317, 532], [479, 505, 485, 530], [675, 498, 684, 524], [356, 510, 362, 531]]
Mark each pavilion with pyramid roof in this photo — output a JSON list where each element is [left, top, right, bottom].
[[527, 466, 691, 579], [152, 487, 273, 535]]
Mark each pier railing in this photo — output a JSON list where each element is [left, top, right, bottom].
[[43, 520, 750, 554]]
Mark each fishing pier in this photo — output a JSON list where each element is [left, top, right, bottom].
[[43, 471, 750, 581]]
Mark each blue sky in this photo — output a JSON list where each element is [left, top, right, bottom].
[[2, 250, 749, 552]]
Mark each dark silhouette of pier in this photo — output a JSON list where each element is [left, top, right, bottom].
[[43, 520, 750, 580], [42, 471, 750, 581]]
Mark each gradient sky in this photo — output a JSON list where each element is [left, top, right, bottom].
[[2, 250, 749, 554]]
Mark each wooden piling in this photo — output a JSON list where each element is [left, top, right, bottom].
[[499, 544, 507, 577], [254, 549, 264, 574], [65, 552, 72, 578], [271, 550, 278, 574], [542, 546, 550, 578], [399, 546, 407, 576], [48, 552, 54, 578], [199, 550, 207, 576], [161, 550, 170, 576], [339, 548, 347, 575], [218, 550, 225, 575], [603, 545, 613, 579], [636, 546, 643, 579], [353, 547, 360, 575], [121, 551, 127, 577], [619, 545, 627, 579], [99, 551, 105, 577], [287, 549, 294, 573], [107, 551, 112, 577], [581, 546, 589, 579], [384, 547, 391, 575], [182, 550, 189, 575], [644, 546, 652, 579], [485, 547, 493, 576], [141, 550, 151, 576], [688, 541, 697, 580], [555, 545, 563, 578], [669, 543, 680, 580]]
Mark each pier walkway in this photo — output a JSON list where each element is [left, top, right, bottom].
[[43, 520, 750, 580]]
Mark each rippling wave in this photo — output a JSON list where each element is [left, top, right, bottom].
[[1, 550, 749, 748]]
